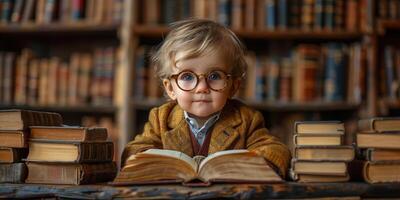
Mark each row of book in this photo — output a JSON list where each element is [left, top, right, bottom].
[[0, 0, 123, 25], [133, 42, 367, 103], [377, 0, 400, 21], [0, 47, 116, 107], [139, 0, 373, 32], [242, 43, 366, 103], [0, 109, 117, 185], [383, 45, 400, 101], [290, 118, 400, 183]]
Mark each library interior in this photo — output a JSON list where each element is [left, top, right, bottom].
[[1, 0, 400, 199]]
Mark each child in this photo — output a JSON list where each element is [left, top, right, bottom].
[[121, 19, 291, 178]]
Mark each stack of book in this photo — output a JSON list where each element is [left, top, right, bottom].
[[356, 117, 400, 183], [25, 126, 117, 185], [290, 121, 355, 182], [0, 109, 62, 183]]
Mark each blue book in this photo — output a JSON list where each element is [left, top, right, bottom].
[[218, 0, 231, 26], [324, 43, 346, 102], [278, 0, 288, 29], [267, 58, 280, 101], [324, 0, 334, 30], [266, 0, 276, 30], [314, 0, 324, 29]]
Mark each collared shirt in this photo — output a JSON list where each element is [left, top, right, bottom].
[[184, 111, 221, 146]]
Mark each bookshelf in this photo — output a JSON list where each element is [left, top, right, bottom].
[[0, 0, 134, 163]]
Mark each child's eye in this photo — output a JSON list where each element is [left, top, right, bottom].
[[208, 71, 223, 80], [179, 72, 195, 81]]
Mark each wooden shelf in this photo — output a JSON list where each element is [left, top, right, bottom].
[[132, 25, 362, 40], [247, 101, 360, 112], [383, 99, 400, 109], [0, 104, 117, 114], [0, 23, 120, 34], [377, 20, 400, 34]]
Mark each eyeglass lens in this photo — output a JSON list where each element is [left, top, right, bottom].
[[176, 71, 228, 91]]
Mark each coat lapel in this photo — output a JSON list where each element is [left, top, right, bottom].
[[164, 105, 194, 156], [209, 102, 242, 153]]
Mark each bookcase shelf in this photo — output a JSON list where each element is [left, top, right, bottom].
[[0, 104, 117, 114], [378, 20, 400, 34], [0, 23, 120, 34], [247, 101, 361, 112], [133, 25, 363, 40]]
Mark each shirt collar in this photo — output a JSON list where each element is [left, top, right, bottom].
[[184, 111, 221, 133]]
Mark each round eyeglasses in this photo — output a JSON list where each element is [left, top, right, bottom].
[[169, 70, 232, 92]]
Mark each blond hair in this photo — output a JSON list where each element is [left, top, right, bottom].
[[152, 19, 247, 80]]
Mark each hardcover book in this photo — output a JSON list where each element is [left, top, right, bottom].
[[293, 174, 350, 183], [362, 161, 400, 184], [294, 121, 345, 134], [294, 134, 343, 146], [291, 159, 348, 176], [0, 163, 27, 183], [113, 149, 282, 186], [0, 130, 27, 148], [30, 126, 108, 142], [0, 109, 62, 130], [358, 117, 400, 132], [26, 162, 117, 185], [357, 133, 400, 149], [294, 146, 354, 162], [363, 148, 400, 162], [27, 140, 113, 163], [0, 147, 28, 163]]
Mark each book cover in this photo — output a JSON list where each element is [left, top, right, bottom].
[[294, 121, 345, 134], [26, 162, 117, 185], [362, 161, 400, 184], [30, 126, 108, 142], [357, 133, 400, 149], [0, 163, 27, 183], [358, 117, 400, 132], [27, 140, 114, 163], [0, 109, 62, 130], [0, 130, 27, 148], [291, 159, 348, 176], [294, 134, 343, 146], [294, 146, 354, 162], [363, 148, 400, 162], [0, 147, 28, 163], [112, 149, 282, 186]]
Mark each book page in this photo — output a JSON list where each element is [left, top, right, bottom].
[[143, 149, 197, 171], [199, 149, 249, 171]]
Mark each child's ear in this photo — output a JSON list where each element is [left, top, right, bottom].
[[163, 79, 177, 100], [229, 78, 241, 98]]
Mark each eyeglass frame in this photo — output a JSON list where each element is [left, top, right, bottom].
[[168, 70, 233, 92]]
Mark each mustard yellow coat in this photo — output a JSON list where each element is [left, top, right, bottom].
[[121, 99, 291, 178]]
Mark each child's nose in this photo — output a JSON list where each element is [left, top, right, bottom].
[[195, 78, 210, 93]]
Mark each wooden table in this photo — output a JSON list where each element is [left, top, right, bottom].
[[1, 182, 400, 199]]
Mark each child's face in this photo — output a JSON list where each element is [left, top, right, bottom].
[[163, 51, 240, 120]]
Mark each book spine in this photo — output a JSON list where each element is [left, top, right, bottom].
[[78, 142, 114, 162], [278, 0, 287, 30], [0, 163, 27, 183], [357, 118, 375, 132], [79, 162, 117, 184], [20, 110, 63, 130]]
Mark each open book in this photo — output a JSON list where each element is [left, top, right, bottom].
[[112, 149, 282, 186]]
